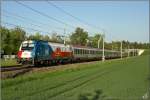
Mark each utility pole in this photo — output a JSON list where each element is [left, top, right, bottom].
[[112, 41, 113, 50], [98, 36, 102, 48], [64, 28, 66, 45], [133, 48, 134, 56], [102, 33, 105, 62], [128, 45, 130, 57], [120, 41, 122, 59]]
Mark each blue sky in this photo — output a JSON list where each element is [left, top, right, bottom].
[[2, 1, 149, 43]]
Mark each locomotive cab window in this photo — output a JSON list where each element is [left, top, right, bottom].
[[21, 43, 34, 50]]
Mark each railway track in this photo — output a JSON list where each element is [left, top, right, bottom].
[[1, 65, 32, 72], [1, 56, 121, 72]]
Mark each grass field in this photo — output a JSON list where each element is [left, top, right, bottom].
[[1, 55, 149, 100], [142, 49, 150, 55], [1, 59, 19, 67]]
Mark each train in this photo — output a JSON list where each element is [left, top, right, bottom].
[[17, 40, 135, 66]]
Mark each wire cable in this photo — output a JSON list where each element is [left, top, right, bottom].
[[3, 10, 65, 30], [47, 1, 104, 31], [2, 21, 50, 34], [15, 1, 76, 29]]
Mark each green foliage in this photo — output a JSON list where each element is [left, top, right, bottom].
[[28, 32, 43, 40], [0, 26, 26, 54], [70, 27, 88, 46], [78, 89, 106, 100], [50, 32, 63, 43], [88, 34, 103, 48]]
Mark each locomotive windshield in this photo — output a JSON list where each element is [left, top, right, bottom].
[[21, 43, 34, 50]]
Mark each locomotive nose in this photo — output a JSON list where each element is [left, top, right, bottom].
[[17, 50, 34, 64], [21, 51, 32, 58]]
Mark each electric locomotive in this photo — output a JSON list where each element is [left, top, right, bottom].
[[17, 40, 72, 65]]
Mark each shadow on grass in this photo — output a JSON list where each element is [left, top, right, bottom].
[[78, 89, 106, 100]]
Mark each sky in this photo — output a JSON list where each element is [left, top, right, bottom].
[[1, 0, 149, 43]]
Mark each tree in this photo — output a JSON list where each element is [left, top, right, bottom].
[[10, 27, 26, 54], [0, 26, 26, 54], [29, 32, 43, 40], [0, 26, 11, 54], [50, 32, 63, 43], [70, 27, 88, 46], [42, 35, 50, 41], [89, 34, 103, 48]]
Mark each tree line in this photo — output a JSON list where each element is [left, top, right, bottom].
[[0, 26, 149, 55]]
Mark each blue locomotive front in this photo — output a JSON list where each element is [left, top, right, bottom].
[[17, 40, 53, 65]]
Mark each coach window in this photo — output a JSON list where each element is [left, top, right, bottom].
[[80, 49, 82, 54], [80, 49, 83, 54], [75, 49, 77, 54], [83, 49, 85, 54], [96, 51, 98, 54], [76, 49, 78, 54], [75, 49, 78, 54], [90, 50, 92, 54], [79, 49, 81, 54], [82, 49, 84, 54], [74, 49, 76, 54], [77, 49, 80, 54], [86, 50, 88, 54]]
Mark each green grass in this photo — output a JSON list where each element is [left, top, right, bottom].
[[1, 59, 19, 67], [142, 49, 150, 55], [1, 55, 149, 100]]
